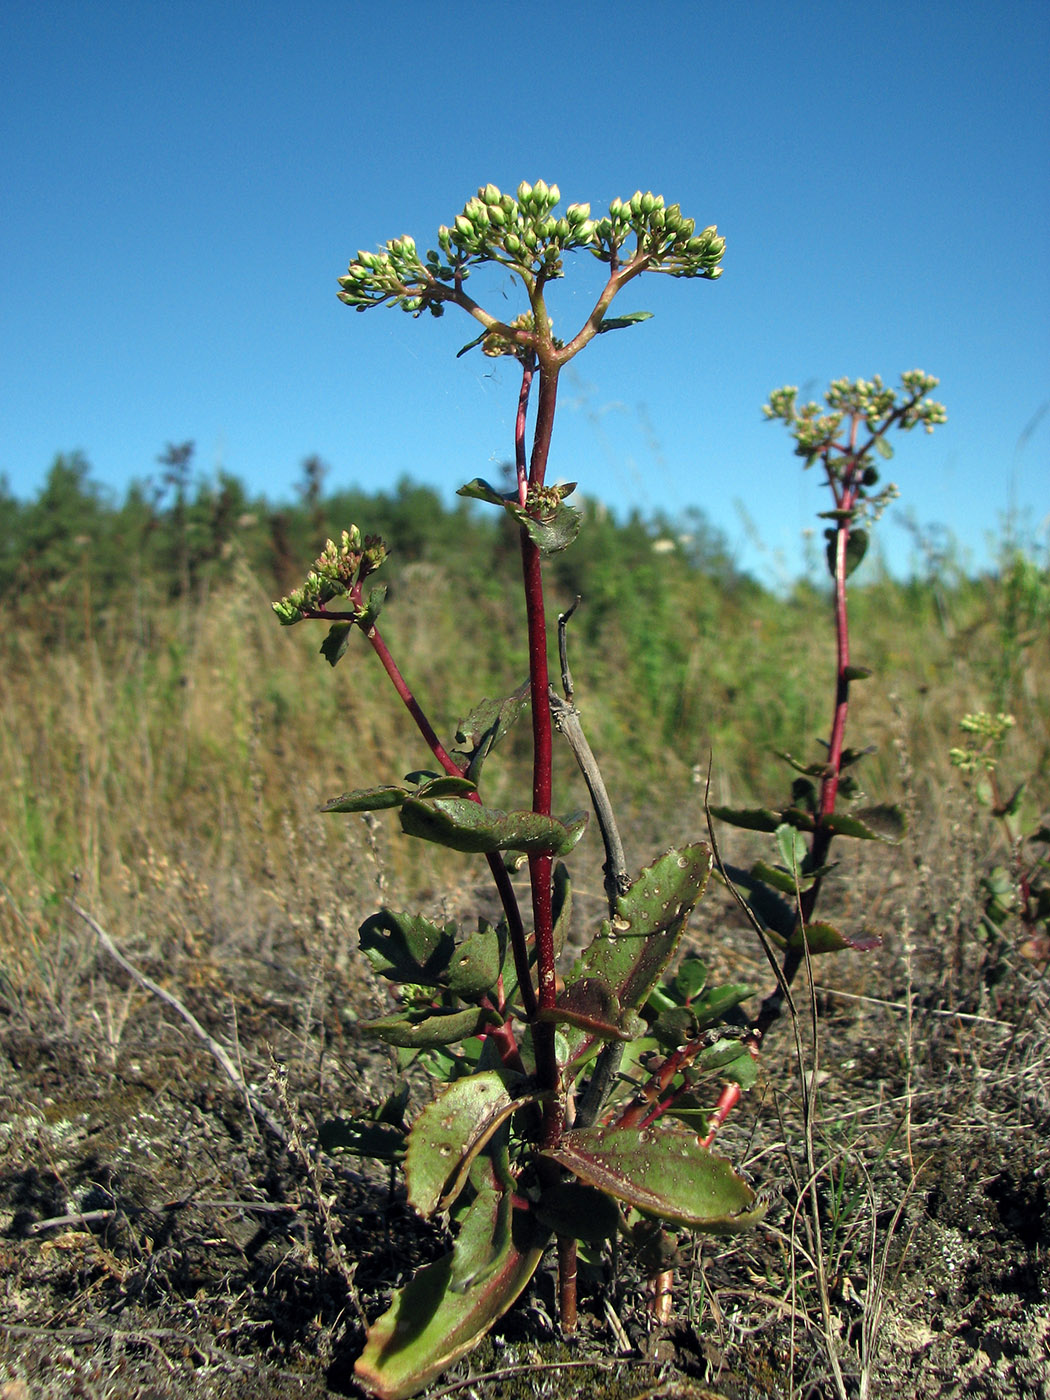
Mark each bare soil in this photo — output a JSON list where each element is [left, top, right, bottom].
[[1, 857, 1048, 1400]]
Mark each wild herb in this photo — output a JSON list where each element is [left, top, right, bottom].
[[274, 183, 946, 1400]]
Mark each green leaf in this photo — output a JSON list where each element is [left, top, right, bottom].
[[775, 823, 809, 874], [457, 478, 513, 506], [544, 1123, 766, 1232], [563, 846, 712, 1064], [356, 584, 387, 631], [446, 920, 505, 997], [359, 910, 457, 984], [355, 1173, 546, 1400], [775, 750, 831, 777], [400, 797, 588, 856], [535, 977, 642, 1040], [709, 805, 783, 833], [718, 864, 796, 939], [843, 665, 873, 681], [823, 804, 906, 842], [875, 435, 894, 459], [322, 785, 407, 814], [534, 1182, 620, 1242], [671, 955, 708, 1003], [452, 683, 531, 780], [595, 310, 654, 333], [751, 860, 812, 896], [825, 527, 869, 579], [571, 845, 712, 1011], [361, 1005, 502, 1049], [320, 621, 353, 666], [508, 500, 582, 555], [416, 775, 478, 799], [787, 921, 882, 954], [455, 329, 488, 359], [689, 982, 755, 1026], [318, 1116, 406, 1162], [406, 1071, 528, 1217]]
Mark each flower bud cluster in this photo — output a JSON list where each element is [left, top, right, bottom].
[[525, 482, 573, 519], [591, 193, 726, 279], [338, 234, 446, 318], [764, 372, 947, 459], [481, 311, 554, 360], [272, 526, 388, 624], [436, 180, 596, 279], [337, 183, 727, 324]]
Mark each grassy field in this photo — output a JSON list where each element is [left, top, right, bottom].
[[1, 523, 1048, 1398]]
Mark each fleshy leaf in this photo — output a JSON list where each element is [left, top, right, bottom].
[[544, 1123, 766, 1232], [563, 846, 712, 1065], [359, 910, 457, 984], [508, 500, 582, 555], [787, 921, 882, 954], [775, 823, 809, 874], [354, 1172, 545, 1400], [320, 621, 354, 666], [570, 845, 713, 1011], [689, 982, 755, 1025], [671, 956, 708, 1002], [595, 310, 654, 333], [456, 478, 513, 505], [718, 864, 796, 939], [406, 1071, 528, 1217], [446, 920, 505, 997], [535, 977, 640, 1040], [452, 683, 531, 780], [709, 806, 783, 833], [751, 859, 813, 896], [823, 805, 906, 842], [825, 527, 869, 578], [775, 750, 831, 778], [322, 785, 407, 814], [843, 665, 873, 681], [416, 775, 478, 799], [357, 584, 387, 631], [400, 797, 588, 856], [361, 1005, 502, 1049]]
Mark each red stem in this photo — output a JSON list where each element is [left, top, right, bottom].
[[312, 598, 539, 1020]]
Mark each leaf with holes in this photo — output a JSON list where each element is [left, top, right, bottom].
[[405, 1070, 530, 1218], [400, 797, 588, 856], [355, 1166, 546, 1400], [544, 1122, 766, 1232]]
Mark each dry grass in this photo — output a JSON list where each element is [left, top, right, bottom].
[[1, 566, 1048, 1398]]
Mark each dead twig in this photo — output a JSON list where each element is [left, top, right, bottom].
[[70, 900, 288, 1146]]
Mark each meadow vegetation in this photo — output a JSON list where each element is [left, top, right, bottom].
[[1, 451, 1048, 1398], [2, 169, 1049, 1394]]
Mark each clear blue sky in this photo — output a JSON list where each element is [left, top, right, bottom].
[[2, 0, 1047, 579]]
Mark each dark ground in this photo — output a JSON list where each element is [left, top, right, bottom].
[[1, 854, 1048, 1400]]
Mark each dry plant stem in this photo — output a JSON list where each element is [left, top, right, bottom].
[[550, 693, 629, 909], [72, 901, 289, 1146]]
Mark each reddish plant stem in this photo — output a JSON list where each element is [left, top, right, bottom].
[[308, 598, 538, 1020], [514, 355, 534, 508], [557, 1237, 578, 1332], [757, 423, 863, 1034], [514, 356, 561, 1101]]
